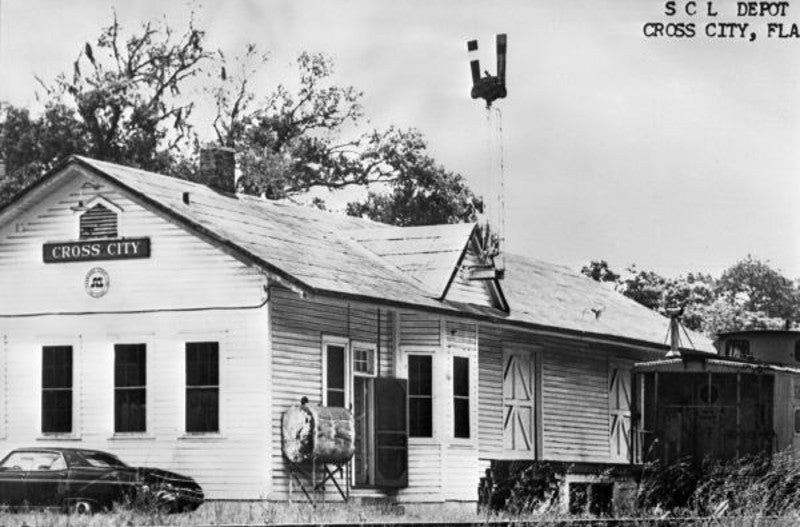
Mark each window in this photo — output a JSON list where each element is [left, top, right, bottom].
[[725, 339, 751, 359], [794, 409, 800, 434], [114, 344, 146, 433], [186, 342, 219, 433], [794, 341, 800, 362], [80, 203, 118, 239], [453, 356, 470, 438], [326, 344, 346, 407], [408, 355, 433, 437], [353, 346, 376, 376], [0, 451, 65, 471], [42, 346, 72, 434]]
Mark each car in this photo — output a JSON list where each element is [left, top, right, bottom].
[[0, 447, 203, 513]]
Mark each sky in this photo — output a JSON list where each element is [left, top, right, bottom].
[[1, 0, 799, 278]]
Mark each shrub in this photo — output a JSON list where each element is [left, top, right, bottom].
[[487, 461, 560, 514]]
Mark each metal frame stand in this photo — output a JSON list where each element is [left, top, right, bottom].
[[287, 458, 351, 506]]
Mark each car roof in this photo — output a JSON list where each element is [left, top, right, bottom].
[[7, 447, 119, 456]]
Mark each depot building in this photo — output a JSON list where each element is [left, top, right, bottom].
[[0, 152, 714, 505]]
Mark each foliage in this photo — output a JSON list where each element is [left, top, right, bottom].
[[2, 12, 480, 226], [580, 260, 620, 283], [484, 462, 560, 515], [345, 138, 483, 225], [0, 103, 88, 205], [582, 256, 799, 335], [45, 11, 211, 171], [717, 255, 799, 322], [636, 457, 700, 512]]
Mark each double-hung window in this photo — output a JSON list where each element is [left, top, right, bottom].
[[408, 355, 433, 437], [114, 344, 146, 433], [186, 342, 220, 433], [42, 346, 73, 434], [453, 356, 470, 439]]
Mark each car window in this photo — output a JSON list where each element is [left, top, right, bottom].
[[0, 451, 64, 471], [78, 452, 127, 468]]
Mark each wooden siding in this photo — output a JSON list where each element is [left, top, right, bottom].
[[0, 308, 271, 499], [445, 241, 497, 308], [478, 324, 504, 459], [479, 324, 648, 465], [399, 312, 440, 347], [268, 287, 395, 499], [0, 169, 266, 315]]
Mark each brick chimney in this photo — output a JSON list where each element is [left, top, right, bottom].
[[198, 146, 236, 194]]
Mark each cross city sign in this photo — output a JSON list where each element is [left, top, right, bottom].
[[43, 238, 151, 263]]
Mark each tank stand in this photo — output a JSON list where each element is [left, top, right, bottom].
[[286, 458, 351, 506]]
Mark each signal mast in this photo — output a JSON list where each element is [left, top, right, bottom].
[[467, 34, 507, 278]]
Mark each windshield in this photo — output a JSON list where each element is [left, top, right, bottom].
[[0, 451, 65, 471]]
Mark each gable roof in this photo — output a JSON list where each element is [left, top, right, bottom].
[[350, 223, 477, 298], [0, 156, 714, 352]]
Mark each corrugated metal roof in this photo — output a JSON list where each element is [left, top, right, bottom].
[[63, 156, 713, 351]]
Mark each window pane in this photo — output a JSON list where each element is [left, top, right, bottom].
[[327, 345, 345, 390], [187, 388, 219, 432], [454, 398, 470, 438], [115, 389, 146, 432], [42, 346, 72, 389], [115, 344, 146, 387], [42, 391, 72, 433], [408, 356, 432, 396], [186, 342, 219, 386], [327, 389, 346, 408], [453, 357, 469, 397], [409, 398, 432, 437]]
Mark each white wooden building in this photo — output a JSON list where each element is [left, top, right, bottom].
[[0, 154, 713, 503]]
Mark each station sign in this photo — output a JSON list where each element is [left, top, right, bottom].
[[43, 238, 151, 263]]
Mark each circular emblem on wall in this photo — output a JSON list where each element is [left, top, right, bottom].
[[85, 267, 110, 298]]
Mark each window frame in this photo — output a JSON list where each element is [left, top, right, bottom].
[[113, 343, 148, 434], [351, 342, 377, 378], [185, 341, 220, 434], [407, 353, 434, 438], [322, 335, 350, 408], [452, 355, 471, 439], [41, 345, 74, 435]]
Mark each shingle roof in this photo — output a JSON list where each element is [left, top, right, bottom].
[[42, 156, 714, 351], [350, 223, 476, 298]]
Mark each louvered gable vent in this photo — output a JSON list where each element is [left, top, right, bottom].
[[80, 204, 118, 239]]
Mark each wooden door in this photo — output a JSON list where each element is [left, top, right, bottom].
[[502, 349, 535, 453], [609, 363, 632, 462]]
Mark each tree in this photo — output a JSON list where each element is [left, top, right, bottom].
[[580, 260, 620, 283], [2, 12, 480, 225], [716, 255, 798, 324], [0, 103, 88, 206], [581, 256, 799, 335]]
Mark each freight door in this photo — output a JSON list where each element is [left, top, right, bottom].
[[609, 362, 632, 462], [502, 347, 536, 454]]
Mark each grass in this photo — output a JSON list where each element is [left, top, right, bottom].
[[7, 454, 800, 527]]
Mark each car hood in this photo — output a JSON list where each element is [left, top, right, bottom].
[[136, 467, 201, 489]]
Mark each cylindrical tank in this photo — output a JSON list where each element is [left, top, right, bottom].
[[282, 404, 355, 464]]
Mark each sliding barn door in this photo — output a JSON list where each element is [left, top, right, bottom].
[[502, 349, 535, 454], [609, 362, 632, 462]]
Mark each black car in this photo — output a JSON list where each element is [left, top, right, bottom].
[[0, 447, 203, 513]]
